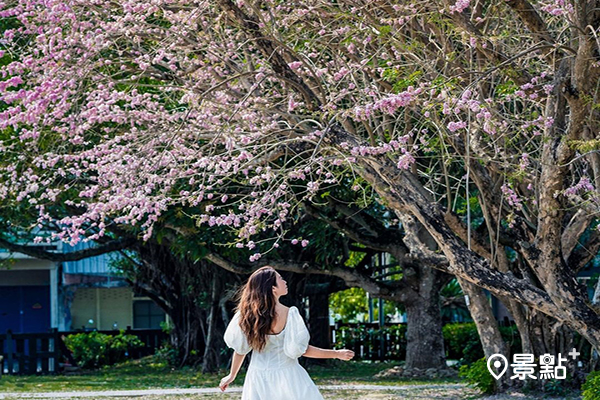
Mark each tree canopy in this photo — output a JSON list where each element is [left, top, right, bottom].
[[1, 0, 600, 350]]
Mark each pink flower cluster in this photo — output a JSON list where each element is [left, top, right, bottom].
[[541, 0, 574, 16], [564, 177, 595, 196], [501, 184, 524, 211], [449, 0, 470, 14], [353, 87, 422, 121]]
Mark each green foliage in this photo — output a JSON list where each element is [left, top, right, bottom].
[[443, 323, 483, 363], [542, 379, 567, 397], [382, 68, 424, 93], [155, 343, 180, 367], [329, 287, 402, 323], [439, 279, 470, 323], [330, 288, 369, 322], [459, 357, 496, 394], [495, 81, 518, 97], [64, 331, 144, 369], [583, 371, 600, 400], [443, 323, 521, 363], [569, 139, 600, 153]]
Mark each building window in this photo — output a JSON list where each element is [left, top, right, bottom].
[[133, 300, 165, 329]]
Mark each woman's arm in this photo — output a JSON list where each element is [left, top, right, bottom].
[[219, 352, 247, 392], [302, 345, 355, 360], [230, 352, 246, 377]]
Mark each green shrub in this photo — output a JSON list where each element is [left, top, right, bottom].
[[542, 379, 567, 397], [582, 371, 600, 400], [444, 323, 481, 363], [443, 323, 521, 364], [459, 357, 496, 394], [64, 331, 144, 369], [156, 342, 181, 366]]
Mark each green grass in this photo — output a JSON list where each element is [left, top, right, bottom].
[[0, 357, 458, 393], [309, 360, 460, 387], [0, 357, 223, 392]]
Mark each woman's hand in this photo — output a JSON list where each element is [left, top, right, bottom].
[[335, 349, 355, 361], [219, 373, 236, 392]]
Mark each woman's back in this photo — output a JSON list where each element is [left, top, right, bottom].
[[219, 267, 353, 400], [248, 330, 297, 370], [224, 305, 323, 400], [248, 306, 302, 371]]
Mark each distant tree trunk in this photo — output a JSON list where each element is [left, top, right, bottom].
[[404, 265, 447, 369], [202, 269, 228, 373], [394, 216, 450, 370], [126, 243, 239, 370]]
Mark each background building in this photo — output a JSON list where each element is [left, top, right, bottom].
[[0, 242, 166, 333]]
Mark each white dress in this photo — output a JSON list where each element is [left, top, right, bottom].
[[224, 306, 325, 400]]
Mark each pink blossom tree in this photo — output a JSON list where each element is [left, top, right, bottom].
[[1, 0, 600, 376]]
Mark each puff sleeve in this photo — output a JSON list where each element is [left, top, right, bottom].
[[283, 306, 310, 359], [223, 311, 252, 355]]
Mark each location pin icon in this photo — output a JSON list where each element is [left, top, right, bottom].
[[487, 354, 508, 380]]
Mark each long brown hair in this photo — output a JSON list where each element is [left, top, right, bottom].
[[236, 266, 278, 352]]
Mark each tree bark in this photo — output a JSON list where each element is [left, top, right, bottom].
[[323, 124, 600, 351], [404, 265, 447, 370], [460, 280, 508, 358]]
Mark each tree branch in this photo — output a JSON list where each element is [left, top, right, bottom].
[[0, 236, 136, 262], [302, 201, 408, 256], [205, 252, 410, 302], [505, 0, 556, 46]]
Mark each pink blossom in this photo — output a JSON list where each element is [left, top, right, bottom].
[[447, 121, 467, 132], [564, 177, 595, 196], [397, 153, 415, 170], [501, 184, 523, 211], [449, 0, 470, 13], [288, 61, 302, 70]]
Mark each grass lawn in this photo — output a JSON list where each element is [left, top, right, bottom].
[[0, 357, 455, 393], [0, 357, 582, 399]]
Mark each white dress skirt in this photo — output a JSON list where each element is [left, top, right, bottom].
[[224, 306, 325, 400]]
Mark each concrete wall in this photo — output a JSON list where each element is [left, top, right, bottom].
[[70, 287, 133, 331], [0, 270, 50, 286]]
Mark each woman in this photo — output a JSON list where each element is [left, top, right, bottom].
[[219, 266, 355, 399]]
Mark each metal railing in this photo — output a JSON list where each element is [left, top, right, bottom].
[[0, 328, 166, 375]]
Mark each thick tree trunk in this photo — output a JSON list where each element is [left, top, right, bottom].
[[307, 293, 330, 366], [170, 309, 204, 366], [404, 266, 447, 370], [393, 216, 449, 370], [459, 280, 508, 358], [507, 300, 534, 355], [202, 272, 223, 373], [324, 124, 600, 352]]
